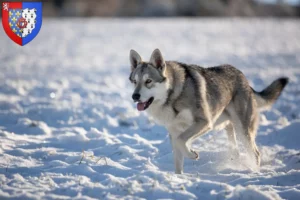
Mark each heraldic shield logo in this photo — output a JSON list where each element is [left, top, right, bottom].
[[2, 2, 42, 46]]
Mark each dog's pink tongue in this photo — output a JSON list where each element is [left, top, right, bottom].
[[137, 102, 146, 111]]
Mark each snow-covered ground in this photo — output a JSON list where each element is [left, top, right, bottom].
[[0, 18, 300, 200]]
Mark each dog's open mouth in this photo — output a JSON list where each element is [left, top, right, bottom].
[[136, 97, 154, 111]]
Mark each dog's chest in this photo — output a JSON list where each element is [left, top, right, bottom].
[[147, 103, 175, 127], [147, 104, 194, 135]]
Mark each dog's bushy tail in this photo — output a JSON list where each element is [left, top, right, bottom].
[[253, 77, 289, 110]]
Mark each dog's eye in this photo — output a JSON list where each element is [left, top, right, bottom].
[[133, 80, 137, 84], [145, 79, 152, 84]]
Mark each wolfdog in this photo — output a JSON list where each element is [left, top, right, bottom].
[[129, 49, 288, 174]]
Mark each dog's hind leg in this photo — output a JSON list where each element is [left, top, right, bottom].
[[225, 123, 237, 148], [247, 135, 260, 166], [243, 117, 260, 167], [231, 92, 261, 167], [225, 123, 239, 157]]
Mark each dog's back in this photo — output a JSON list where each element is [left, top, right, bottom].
[[167, 62, 288, 119]]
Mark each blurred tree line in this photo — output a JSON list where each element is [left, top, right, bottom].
[[24, 0, 300, 17]]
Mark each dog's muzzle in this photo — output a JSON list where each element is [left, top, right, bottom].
[[136, 97, 154, 111]]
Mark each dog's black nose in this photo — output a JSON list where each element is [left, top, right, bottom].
[[132, 93, 140, 101]]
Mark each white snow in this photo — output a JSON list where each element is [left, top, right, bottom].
[[0, 18, 300, 200]]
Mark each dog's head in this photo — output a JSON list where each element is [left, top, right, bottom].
[[129, 49, 168, 111]]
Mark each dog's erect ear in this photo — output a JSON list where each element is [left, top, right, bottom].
[[130, 49, 142, 71], [150, 49, 166, 72]]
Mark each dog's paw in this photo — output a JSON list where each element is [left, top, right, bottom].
[[190, 149, 199, 160]]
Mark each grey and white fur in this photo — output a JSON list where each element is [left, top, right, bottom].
[[129, 49, 288, 174]]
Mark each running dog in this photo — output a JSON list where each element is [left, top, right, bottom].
[[129, 49, 288, 174]]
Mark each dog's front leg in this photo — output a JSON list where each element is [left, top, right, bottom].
[[176, 120, 212, 159], [169, 134, 184, 174]]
